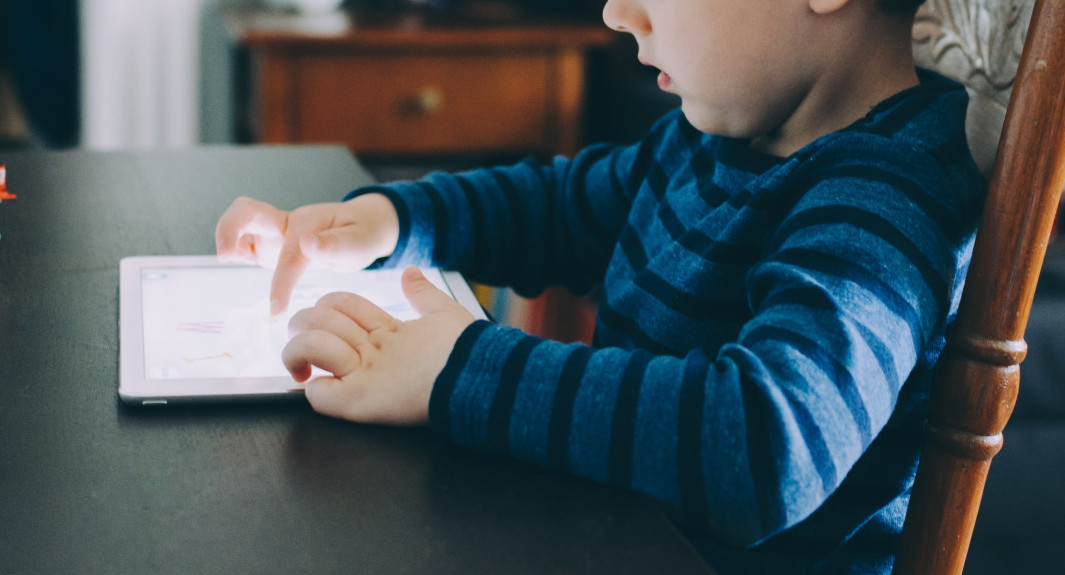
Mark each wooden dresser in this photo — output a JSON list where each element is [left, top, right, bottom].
[[224, 5, 613, 158]]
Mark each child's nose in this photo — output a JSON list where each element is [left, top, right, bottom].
[[602, 0, 651, 35]]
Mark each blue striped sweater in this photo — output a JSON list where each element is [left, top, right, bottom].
[[348, 70, 985, 574]]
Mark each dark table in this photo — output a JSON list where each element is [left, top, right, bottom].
[[0, 146, 712, 575]]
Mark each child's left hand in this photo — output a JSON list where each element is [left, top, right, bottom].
[[282, 266, 476, 425]]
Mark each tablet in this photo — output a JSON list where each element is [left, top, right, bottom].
[[119, 255, 487, 405]]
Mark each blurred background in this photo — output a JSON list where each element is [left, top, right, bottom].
[[0, 0, 678, 157]]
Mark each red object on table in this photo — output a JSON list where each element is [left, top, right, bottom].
[[0, 164, 16, 200]]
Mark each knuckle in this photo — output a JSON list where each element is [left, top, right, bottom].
[[319, 291, 358, 309], [287, 307, 315, 332], [276, 245, 301, 261]]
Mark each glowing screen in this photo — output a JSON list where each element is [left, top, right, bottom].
[[139, 266, 447, 380]]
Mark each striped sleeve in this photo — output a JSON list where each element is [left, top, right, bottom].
[[428, 138, 979, 549], [343, 118, 670, 297]]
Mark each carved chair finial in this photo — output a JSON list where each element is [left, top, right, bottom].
[[913, 0, 1033, 104]]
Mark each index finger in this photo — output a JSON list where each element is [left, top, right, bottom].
[[317, 291, 400, 334], [270, 230, 309, 316]]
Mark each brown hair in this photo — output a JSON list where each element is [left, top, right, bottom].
[[879, 0, 926, 14]]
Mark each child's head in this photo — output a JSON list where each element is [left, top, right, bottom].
[[603, 0, 925, 156]]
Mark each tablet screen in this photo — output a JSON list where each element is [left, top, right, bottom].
[[139, 265, 447, 380]]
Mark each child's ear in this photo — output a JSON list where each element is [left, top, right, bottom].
[[809, 0, 851, 14]]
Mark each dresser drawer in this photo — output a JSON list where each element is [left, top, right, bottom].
[[290, 52, 552, 155]]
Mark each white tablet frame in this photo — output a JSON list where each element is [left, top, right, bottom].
[[119, 255, 487, 406]]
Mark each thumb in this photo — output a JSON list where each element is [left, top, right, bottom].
[[401, 266, 458, 317], [303, 376, 352, 421]]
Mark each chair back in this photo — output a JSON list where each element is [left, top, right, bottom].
[[893, 0, 1065, 573]]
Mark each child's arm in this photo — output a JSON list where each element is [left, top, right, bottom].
[[215, 125, 650, 311], [347, 128, 663, 298], [215, 193, 399, 315]]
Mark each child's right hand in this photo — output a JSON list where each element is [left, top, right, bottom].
[[215, 194, 400, 315]]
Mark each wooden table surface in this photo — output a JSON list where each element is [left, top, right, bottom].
[[0, 145, 712, 575]]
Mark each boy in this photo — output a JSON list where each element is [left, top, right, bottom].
[[215, 0, 985, 572]]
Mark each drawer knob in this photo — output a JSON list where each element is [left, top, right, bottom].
[[411, 87, 444, 115]]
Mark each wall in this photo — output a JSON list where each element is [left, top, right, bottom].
[[81, 0, 211, 149]]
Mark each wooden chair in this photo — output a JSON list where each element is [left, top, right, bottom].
[[893, 0, 1065, 573]]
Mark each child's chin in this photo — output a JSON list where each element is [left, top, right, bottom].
[[681, 108, 733, 137], [682, 106, 768, 142]]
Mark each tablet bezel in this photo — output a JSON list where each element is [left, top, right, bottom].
[[119, 255, 487, 406]]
